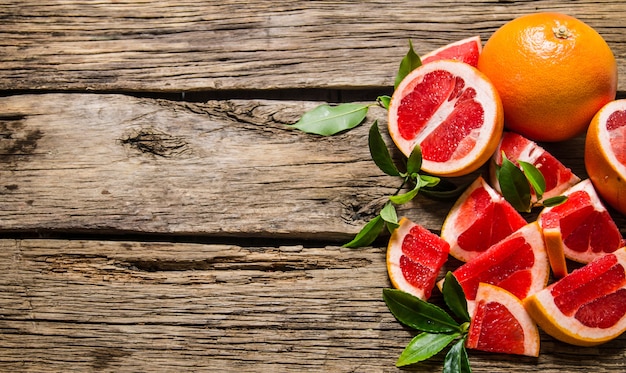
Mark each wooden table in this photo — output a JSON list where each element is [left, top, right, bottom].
[[1, 1, 625, 372]]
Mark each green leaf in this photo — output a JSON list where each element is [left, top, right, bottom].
[[418, 174, 440, 188], [292, 103, 369, 136], [389, 184, 420, 205], [498, 154, 531, 212], [343, 215, 385, 248], [519, 160, 546, 200], [406, 144, 423, 175], [394, 39, 422, 89], [443, 337, 471, 373], [397, 332, 460, 367], [368, 121, 401, 177], [383, 289, 461, 333], [543, 195, 568, 207], [380, 202, 398, 225], [377, 95, 391, 110], [442, 272, 470, 323]]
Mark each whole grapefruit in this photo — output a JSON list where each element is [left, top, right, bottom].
[[478, 13, 617, 142]]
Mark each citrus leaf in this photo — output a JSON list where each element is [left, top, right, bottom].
[[394, 39, 422, 89], [389, 184, 420, 205], [406, 144, 423, 175], [498, 154, 531, 212], [543, 195, 568, 207], [368, 121, 401, 176], [383, 288, 461, 333], [442, 272, 470, 323], [443, 337, 471, 373], [343, 215, 384, 248], [292, 103, 369, 136], [397, 332, 460, 368], [380, 202, 398, 225], [519, 160, 546, 200], [418, 174, 440, 188], [377, 95, 391, 110]]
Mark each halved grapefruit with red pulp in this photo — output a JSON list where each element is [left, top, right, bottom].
[[387, 217, 450, 300], [388, 60, 504, 177], [441, 176, 527, 262], [524, 247, 626, 346]]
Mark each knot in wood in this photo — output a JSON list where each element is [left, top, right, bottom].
[[120, 128, 191, 158]]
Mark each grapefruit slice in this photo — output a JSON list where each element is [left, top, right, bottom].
[[387, 217, 450, 300], [421, 36, 482, 67], [524, 248, 626, 346], [444, 222, 549, 314], [490, 132, 580, 202], [388, 59, 504, 177], [441, 176, 527, 262], [585, 99, 626, 215], [467, 283, 540, 357], [538, 179, 623, 277]]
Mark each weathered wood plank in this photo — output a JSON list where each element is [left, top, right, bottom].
[[1, 93, 624, 240], [0, 93, 452, 239], [0, 239, 624, 372], [1, 1, 626, 92]]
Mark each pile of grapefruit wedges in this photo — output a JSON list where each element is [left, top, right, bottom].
[[385, 12, 626, 358]]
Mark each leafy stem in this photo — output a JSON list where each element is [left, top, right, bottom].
[[383, 273, 472, 372], [496, 152, 567, 212]]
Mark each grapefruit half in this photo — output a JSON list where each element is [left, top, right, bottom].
[[585, 99, 626, 215], [388, 60, 504, 177]]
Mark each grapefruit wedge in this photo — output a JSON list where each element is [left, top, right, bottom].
[[444, 222, 549, 314], [467, 283, 540, 357], [585, 99, 626, 215], [388, 59, 504, 177], [421, 35, 482, 67], [524, 248, 626, 346], [490, 132, 580, 202], [538, 179, 623, 277], [387, 217, 450, 300], [441, 176, 527, 262]]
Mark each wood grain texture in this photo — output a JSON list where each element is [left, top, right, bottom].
[[1, 0, 626, 92], [1, 239, 624, 372], [0, 93, 453, 239]]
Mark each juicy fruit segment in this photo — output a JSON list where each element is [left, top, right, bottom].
[[478, 12, 617, 142], [441, 176, 527, 262], [585, 99, 626, 215], [467, 283, 540, 357], [447, 222, 549, 314], [524, 248, 626, 346], [490, 132, 580, 202], [388, 60, 504, 177], [538, 180, 623, 271], [421, 35, 481, 67], [387, 218, 450, 300]]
